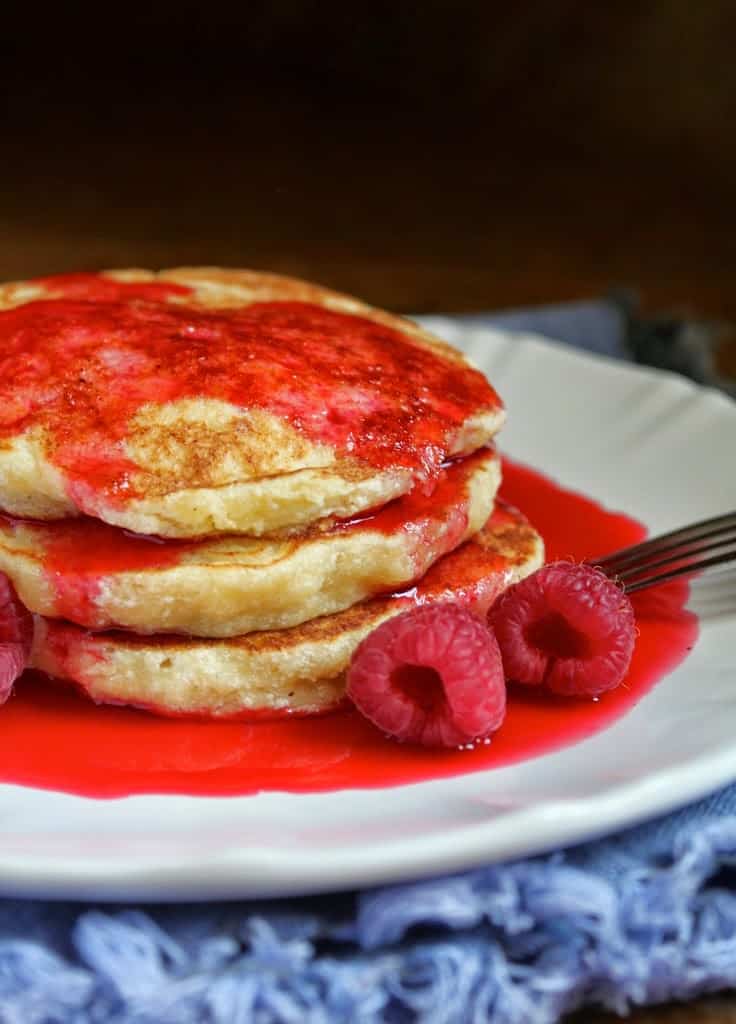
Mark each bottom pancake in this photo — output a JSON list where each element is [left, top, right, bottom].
[[29, 504, 544, 718]]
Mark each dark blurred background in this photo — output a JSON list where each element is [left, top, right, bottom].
[[1, 2, 734, 351]]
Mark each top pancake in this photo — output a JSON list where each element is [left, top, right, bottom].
[[0, 268, 504, 537]]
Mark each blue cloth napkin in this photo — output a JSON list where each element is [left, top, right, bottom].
[[2, 301, 734, 1024]]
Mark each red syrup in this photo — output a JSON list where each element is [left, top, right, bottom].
[[0, 457, 698, 798], [0, 273, 500, 507], [0, 516, 195, 627]]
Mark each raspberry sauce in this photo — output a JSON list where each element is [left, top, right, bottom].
[[0, 273, 500, 507], [0, 458, 698, 797]]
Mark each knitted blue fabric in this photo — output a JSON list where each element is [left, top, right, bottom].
[[1, 301, 733, 1024]]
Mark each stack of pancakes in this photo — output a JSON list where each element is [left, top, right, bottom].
[[0, 268, 543, 717]]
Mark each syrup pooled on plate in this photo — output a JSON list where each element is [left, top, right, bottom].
[[0, 458, 698, 797]]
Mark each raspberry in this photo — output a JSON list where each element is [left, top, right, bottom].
[[347, 604, 506, 747], [0, 643, 26, 702], [489, 562, 636, 697], [0, 573, 33, 704]]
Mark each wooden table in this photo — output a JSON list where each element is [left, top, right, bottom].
[[3, 87, 734, 374], [1, 78, 734, 1023]]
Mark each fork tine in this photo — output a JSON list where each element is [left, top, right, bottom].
[[614, 533, 736, 581], [623, 548, 736, 594], [592, 511, 736, 572]]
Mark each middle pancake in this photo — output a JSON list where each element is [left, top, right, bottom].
[[0, 448, 500, 637]]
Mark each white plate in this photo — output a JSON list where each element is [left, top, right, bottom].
[[2, 326, 735, 901]]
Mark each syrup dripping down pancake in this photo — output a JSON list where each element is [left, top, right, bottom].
[[0, 449, 500, 637]]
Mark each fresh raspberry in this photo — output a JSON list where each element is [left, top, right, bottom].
[[0, 573, 33, 704], [347, 604, 506, 747], [489, 562, 636, 697]]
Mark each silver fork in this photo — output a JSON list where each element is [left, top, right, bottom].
[[590, 511, 736, 594]]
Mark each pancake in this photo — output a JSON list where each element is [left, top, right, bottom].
[[29, 503, 544, 718], [0, 448, 499, 637], [0, 268, 504, 536]]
